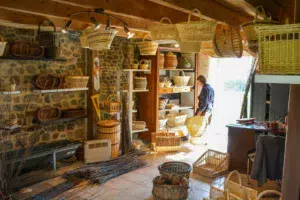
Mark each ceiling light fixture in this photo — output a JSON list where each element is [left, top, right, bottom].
[[174, 43, 180, 48], [61, 19, 72, 34], [124, 26, 135, 39], [106, 16, 111, 30]]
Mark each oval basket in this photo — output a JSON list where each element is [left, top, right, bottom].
[[36, 107, 61, 122], [10, 42, 43, 59], [158, 161, 192, 180], [214, 25, 243, 58], [150, 17, 179, 44], [105, 94, 121, 112], [34, 74, 63, 90], [136, 34, 159, 55], [173, 71, 190, 86]]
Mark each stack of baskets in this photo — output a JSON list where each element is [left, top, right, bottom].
[[151, 131, 180, 152], [0, 35, 7, 56], [166, 113, 187, 127], [96, 120, 121, 158], [136, 34, 159, 55], [105, 94, 121, 113], [134, 77, 147, 89], [65, 69, 89, 88], [87, 29, 118, 50]]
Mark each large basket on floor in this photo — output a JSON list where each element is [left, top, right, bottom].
[[87, 29, 118, 50], [255, 23, 300, 74], [176, 9, 217, 42], [193, 149, 229, 178], [158, 161, 192, 180], [151, 131, 180, 152], [136, 34, 159, 55], [150, 17, 179, 44]]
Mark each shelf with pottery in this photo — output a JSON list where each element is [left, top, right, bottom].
[[33, 87, 89, 93], [122, 89, 149, 93]]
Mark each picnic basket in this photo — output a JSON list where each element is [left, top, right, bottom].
[[136, 34, 158, 55], [87, 28, 118, 50], [150, 17, 179, 44], [0, 35, 7, 56], [173, 70, 190, 86], [105, 94, 121, 112], [176, 9, 217, 42]]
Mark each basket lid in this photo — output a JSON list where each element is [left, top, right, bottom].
[[97, 119, 120, 127]]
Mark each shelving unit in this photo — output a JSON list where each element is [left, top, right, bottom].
[[0, 57, 67, 62], [123, 89, 149, 93], [159, 106, 194, 113], [33, 88, 88, 93], [0, 91, 21, 95]]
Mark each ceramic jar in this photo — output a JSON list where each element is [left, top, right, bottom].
[[164, 52, 178, 69]]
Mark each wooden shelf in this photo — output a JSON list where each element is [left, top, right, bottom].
[[132, 128, 149, 133], [159, 106, 193, 113], [159, 90, 193, 95], [123, 69, 151, 72], [0, 91, 21, 95], [160, 68, 194, 71], [102, 111, 120, 115], [0, 57, 67, 62], [32, 116, 87, 126], [123, 89, 149, 93], [33, 88, 88, 93], [255, 74, 300, 84]]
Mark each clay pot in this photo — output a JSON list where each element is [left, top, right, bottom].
[[164, 52, 177, 69], [158, 53, 165, 69], [178, 56, 191, 69]]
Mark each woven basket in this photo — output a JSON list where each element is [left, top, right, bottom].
[[158, 161, 192, 181], [255, 23, 300, 74], [131, 59, 139, 69], [140, 59, 149, 70], [111, 143, 119, 158], [132, 121, 146, 130], [95, 132, 120, 145], [0, 35, 7, 56], [97, 120, 121, 133], [255, 190, 282, 200], [152, 176, 189, 200], [150, 17, 179, 44], [36, 106, 61, 122], [10, 42, 43, 59], [214, 25, 243, 58], [166, 113, 187, 127], [105, 94, 121, 112], [34, 74, 63, 89], [65, 68, 89, 88], [173, 71, 190, 86], [136, 34, 159, 55], [87, 29, 118, 50], [5, 112, 18, 126], [154, 136, 181, 152], [193, 149, 228, 178], [176, 9, 217, 42], [164, 52, 178, 69], [134, 77, 147, 89]]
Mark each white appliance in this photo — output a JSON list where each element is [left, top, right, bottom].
[[84, 139, 111, 164]]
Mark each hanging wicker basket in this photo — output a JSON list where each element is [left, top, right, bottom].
[[214, 25, 243, 58], [150, 17, 179, 44], [105, 94, 121, 112], [173, 70, 190, 86], [87, 29, 118, 50], [65, 68, 89, 88], [176, 9, 217, 42], [0, 35, 7, 56], [136, 34, 159, 55]]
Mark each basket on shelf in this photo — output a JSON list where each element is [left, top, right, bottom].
[[0, 35, 7, 56], [152, 176, 189, 200], [214, 25, 243, 58], [242, 5, 278, 54], [151, 131, 181, 152], [36, 106, 61, 122], [10, 42, 44, 59], [131, 59, 139, 69], [62, 109, 87, 118], [176, 9, 217, 42], [255, 23, 300, 74], [87, 29, 118, 50], [166, 113, 187, 127], [5, 112, 18, 126], [140, 59, 149, 70], [164, 52, 178, 69], [132, 121, 146, 130], [105, 94, 121, 112], [65, 68, 89, 88], [136, 34, 159, 55], [158, 118, 168, 130], [134, 76, 147, 89], [159, 98, 169, 110], [173, 71, 190, 86], [158, 161, 192, 180], [34, 73, 63, 90], [150, 17, 179, 44], [193, 149, 229, 178]]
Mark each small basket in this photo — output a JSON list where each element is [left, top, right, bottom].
[[158, 161, 192, 180], [34, 73, 63, 90], [173, 71, 190, 86], [65, 68, 89, 88], [62, 109, 87, 118], [87, 29, 118, 50], [5, 112, 18, 126], [136, 34, 158, 55], [150, 17, 179, 44], [134, 77, 147, 90], [132, 121, 146, 130], [166, 113, 187, 127], [139, 59, 149, 70], [36, 106, 61, 122], [111, 143, 120, 158], [193, 149, 229, 178], [105, 94, 121, 112], [0, 35, 7, 56], [176, 9, 217, 42], [131, 59, 139, 69]]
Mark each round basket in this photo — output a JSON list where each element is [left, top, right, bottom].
[[105, 94, 121, 112], [158, 161, 192, 180], [140, 59, 149, 70], [95, 131, 120, 145], [87, 29, 118, 50], [97, 120, 120, 129], [111, 143, 120, 158], [176, 9, 217, 42], [136, 34, 159, 55], [134, 77, 147, 89], [0, 35, 7, 56], [131, 59, 139, 69], [65, 69, 90, 88], [214, 25, 243, 58], [150, 17, 179, 44], [36, 107, 61, 122], [173, 71, 190, 86]]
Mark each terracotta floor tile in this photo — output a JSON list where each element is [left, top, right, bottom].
[[124, 183, 153, 199], [121, 172, 153, 186]]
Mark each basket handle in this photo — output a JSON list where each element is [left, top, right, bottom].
[[73, 68, 84, 77], [131, 59, 139, 64], [179, 70, 186, 76], [254, 6, 267, 21], [160, 17, 173, 24], [255, 190, 281, 200], [188, 9, 202, 23], [140, 59, 148, 65], [224, 170, 242, 190], [106, 94, 120, 104], [142, 34, 152, 42], [91, 94, 101, 120]]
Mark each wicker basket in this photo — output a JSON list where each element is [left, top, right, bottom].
[[151, 131, 175, 143], [105, 94, 121, 112], [5, 112, 18, 126], [65, 69, 89, 88], [150, 17, 179, 44], [36, 106, 61, 122], [255, 190, 281, 200], [132, 121, 146, 130], [173, 71, 190, 86], [134, 77, 147, 89], [34, 74, 63, 90], [158, 161, 192, 180], [97, 120, 121, 133], [154, 135, 181, 152], [193, 149, 229, 178], [214, 25, 243, 58], [176, 9, 217, 42], [87, 29, 118, 50], [111, 143, 120, 158], [79, 33, 89, 48], [140, 59, 149, 70], [10, 42, 43, 59], [62, 109, 87, 118], [137, 34, 158, 55], [255, 23, 300, 74], [164, 52, 178, 69], [95, 132, 120, 145], [0, 35, 7, 56], [152, 176, 189, 200], [131, 59, 139, 69], [166, 113, 187, 127]]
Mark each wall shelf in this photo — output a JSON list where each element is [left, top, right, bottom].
[[0, 57, 67, 62], [159, 68, 194, 71], [132, 128, 149, 133], [123, 69, 151, 72], [33, 88, 89, 94], [159, 106, 194, 113], [0, 91, 21, 95], [123, 89, 149, 93], [33, 116, 87, 126], [159, 90, 193, 95], [254, 74, 300, 84]]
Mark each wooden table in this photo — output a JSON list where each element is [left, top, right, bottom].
[[226, 123, 285, 173]]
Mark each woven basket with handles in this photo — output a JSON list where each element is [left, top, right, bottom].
[[150, 17, 179, 44], [87, 29, 118, 50], [65, 68, 89, 88], [136, 34, 159, 55], [173, 70, 190, 86], [105, 94, 121, 112]]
